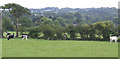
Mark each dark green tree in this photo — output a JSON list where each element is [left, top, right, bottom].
[[38, 24, 55, 40], [93, 21, 115, 40], [67, 24, 77, 40], [18, 16, 34, 34], [54, 25, 65, 40]]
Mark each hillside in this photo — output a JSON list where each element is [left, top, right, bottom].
[[30, 7, 118, 24]]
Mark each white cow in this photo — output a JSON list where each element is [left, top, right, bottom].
[[110, 36, 119, 43]]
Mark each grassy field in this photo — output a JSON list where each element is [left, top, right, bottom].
[[2, 38, 118, 57]]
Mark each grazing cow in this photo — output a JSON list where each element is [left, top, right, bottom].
[[8, 33, 14, 40], [110, 36, 120, 43], [22, 34, 28, 40]]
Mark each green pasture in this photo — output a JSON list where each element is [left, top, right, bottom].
[[2, 38, 118, 57]]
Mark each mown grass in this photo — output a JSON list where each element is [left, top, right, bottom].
[[2, 38, 118, 57]]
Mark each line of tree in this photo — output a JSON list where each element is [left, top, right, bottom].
[[29, 20, 118, 41]]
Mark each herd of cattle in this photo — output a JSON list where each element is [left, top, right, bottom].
[[5, 32, 119, 43]]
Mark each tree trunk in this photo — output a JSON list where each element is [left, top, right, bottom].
[[15, 18, 19, 37]]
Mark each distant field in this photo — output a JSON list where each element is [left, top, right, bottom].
[[2, 38, 118, 57]]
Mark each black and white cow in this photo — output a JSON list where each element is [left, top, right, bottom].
[[110, 36, 120, 43], [22, 34, 28, 40], [8, 33, 14, 40]]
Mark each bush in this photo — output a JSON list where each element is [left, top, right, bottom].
[[67, 24, 77, 40], [54, 25, 65, 40], [38, 24, 55, 40], [29, 27, 40, 38]]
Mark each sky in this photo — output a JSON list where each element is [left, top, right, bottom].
[[0, 0, 120, 9]]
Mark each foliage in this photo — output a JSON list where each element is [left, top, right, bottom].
[[2, 17, 14, 31], [92, 21, 115, 40], [27, 20, 117, 41], [31, 7, 117, 24], [18, 16, 34, 34], [67, 24, 77, 40], [1, 3, 30, 37], [38, 24, 55, 40], [29, 26, 40, 38], [1, 3, 30, 18], [18, 16, 33, 27], [1, 6, 118, 41], [54, 25, 65, 40]]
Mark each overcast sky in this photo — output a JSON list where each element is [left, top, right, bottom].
[[0, 0, 120, 9]]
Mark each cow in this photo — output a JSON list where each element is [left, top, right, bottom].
[[110, 36, 120, 43], [22, 34, 28, 40], [8, 33, 14, 40]]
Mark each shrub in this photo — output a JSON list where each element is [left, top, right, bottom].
[[29, 27, 40, 38]]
